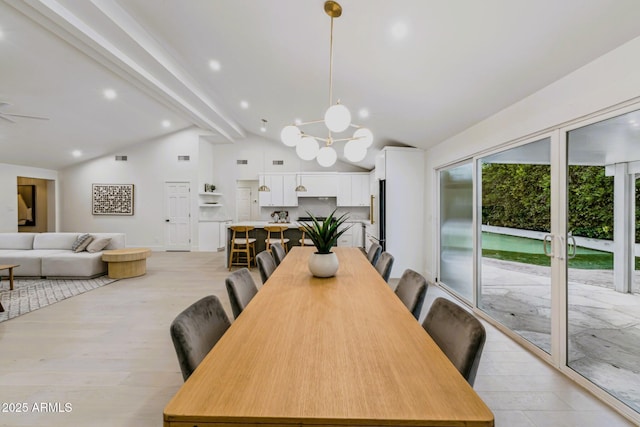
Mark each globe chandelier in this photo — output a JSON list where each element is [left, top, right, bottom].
[[280, 0, 373, 167]]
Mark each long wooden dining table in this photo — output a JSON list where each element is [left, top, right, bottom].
[[163, 247, 494, 427]]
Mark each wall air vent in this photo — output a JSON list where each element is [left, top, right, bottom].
[[178, 155, 190, 161], [115, 155, 128, 161], [237, 160, 248, 165], [272, 160, 284, 165]]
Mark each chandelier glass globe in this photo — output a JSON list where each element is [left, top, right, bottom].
[[353, 128, 373, 148], [281, 125, 301, 147], [317, 146, 337, 167], [296, 136, 320, 161], [344, 140, 367, 162], [324, 104, 351, 132]]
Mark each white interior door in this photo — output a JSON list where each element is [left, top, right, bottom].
[[236, 187, 252, 221], [165, 182, 191, 251]]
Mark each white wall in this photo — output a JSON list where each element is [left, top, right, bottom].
[[59, 127, 202, 249], [424, 35, 640, 281], [0, 163, 58, 232], [55, 129, 368, 249]]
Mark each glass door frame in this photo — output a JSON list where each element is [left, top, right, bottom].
[[434, 101, 640, 424], [557, 102, 640, 422], [472, 131, 561, 366], [435, 158, 476, 306]]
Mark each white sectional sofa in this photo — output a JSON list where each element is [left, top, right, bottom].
[[0, 232, 126, 278]]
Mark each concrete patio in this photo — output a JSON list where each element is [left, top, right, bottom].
[[479, 258, 640, 414]]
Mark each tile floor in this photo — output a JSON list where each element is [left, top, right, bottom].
[[0, 251, 635, 426]]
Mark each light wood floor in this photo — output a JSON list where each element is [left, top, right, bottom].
[[0, 251, 634, 426]]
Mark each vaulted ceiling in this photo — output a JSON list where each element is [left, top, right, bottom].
[[2, 0, 640, 170]]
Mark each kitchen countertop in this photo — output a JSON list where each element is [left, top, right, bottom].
[[226, 220, 371, 228], [227, 221, 302, 229]]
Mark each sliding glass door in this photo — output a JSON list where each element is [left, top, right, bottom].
[[478, 137, 552, 354], [437, 106, 640, 420], [566, 109, 640, 413], [439, 162, 473, 301]]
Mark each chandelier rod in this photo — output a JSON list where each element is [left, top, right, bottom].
[[329, 14, 334, 108]]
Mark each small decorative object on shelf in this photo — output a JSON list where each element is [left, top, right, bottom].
[[204, 184, 216, 192], [300, 209, 351, 278]]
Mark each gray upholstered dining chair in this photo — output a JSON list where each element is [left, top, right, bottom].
[[394, 269, 428, 320], [366, 242, 382, 266], [170, 295, 231, 381], [225, 268, 259, 319], [270, 242, 287, 266], [422, 297, 486, 386], [375, 251, 394, 282], [256, 250, 277, 284]]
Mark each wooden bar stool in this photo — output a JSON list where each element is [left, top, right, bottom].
[[264, 225, 290, 253], [298, 226, 314, 247], [228, 226, 257, 271]]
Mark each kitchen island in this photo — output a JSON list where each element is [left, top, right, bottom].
[[226, 222, 303, 266], [225, 220, 370, 267]]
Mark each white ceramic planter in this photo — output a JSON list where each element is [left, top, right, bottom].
[[308, 252, 339, 278]]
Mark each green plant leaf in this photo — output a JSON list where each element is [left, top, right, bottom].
[[300, 209, 351, 254]]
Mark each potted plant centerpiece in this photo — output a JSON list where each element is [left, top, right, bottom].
[[300, 210, 351, 278]]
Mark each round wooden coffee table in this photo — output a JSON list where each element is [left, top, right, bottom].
[[102, 248, 151, 279]]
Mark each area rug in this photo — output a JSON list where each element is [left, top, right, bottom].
[[0, 277, 117, 323]]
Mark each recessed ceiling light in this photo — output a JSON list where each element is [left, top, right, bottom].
[[162, 120, 171, 128], [103, 89, 117, 100], [240, 100, 249, 109], [358, 109, 370, 119], [72, 150, 82, 157], [209, 59, 221, 71], [390, 22, 408, 40]]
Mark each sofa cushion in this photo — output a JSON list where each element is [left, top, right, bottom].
[[33, 233, 80, 250], [41, 251, 107, 278], [0, 250, 67, 277], [0, 233, 37, 250], [72, 233, 93, 252], [86, 237, 111, 253], [90, 233, 125, 250]]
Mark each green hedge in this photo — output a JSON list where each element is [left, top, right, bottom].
[[482, 164, 640, 242]]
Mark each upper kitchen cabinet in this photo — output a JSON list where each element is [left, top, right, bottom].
[[337, 173, 370, 207], [298, 173, 338, 197], [259, 174, 298, 207]]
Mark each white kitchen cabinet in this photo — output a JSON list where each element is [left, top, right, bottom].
[[337, 174, 352, 206], [259, 174, 298, 207], [336, 173, 370, 207], [353, 174, 370, 206], [298, 174, 338, 197], [199, 220, 231, 251], [337, 222, 364, 247], [198, 222, 220, 251], [351, 222, 364, 247], [376, 147, 424, 278], [337, 224, 353, 247], [282, 174, 298, 206]]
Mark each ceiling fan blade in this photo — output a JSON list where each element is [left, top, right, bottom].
[[0, 114, 16, 123], [1, 112, 49, 120]]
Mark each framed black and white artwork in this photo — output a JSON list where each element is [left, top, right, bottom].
[[92, 184, 134, 215]]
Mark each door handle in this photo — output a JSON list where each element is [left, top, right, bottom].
[[543, 234, 554, 258], [567, 234, 577, 260], [165, 219, 170, 222], [370, 195, 375, 224]]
